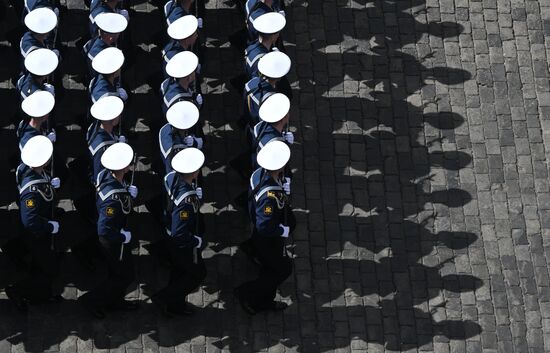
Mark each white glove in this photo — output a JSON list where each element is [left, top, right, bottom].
[[279, 224, 289, 238], [272, 47, 279, 52], [52, 49, 60, 58], [53, 7, 59, 17], [283, 177, 291, 195], [197, 17, 203, 29], [118, 88, 128, 101], [196, 94, 203, 106], [49, 221, 59, 234], [44, 83, 55, 95], [195, 187, 203, 199], [196, 63, 202, 74], [47, 129, 57, 143], [128, 185, 138, 199], [278, 10, 286, 17], [118, 135, 127, 143], [184, 135, 194, 147], [194, 235, 202, 248], [120, 229, 132, 243], [51, 177, 61, 189], [119, 9, 129, 20], [284, 131, 294, 144], [195, 137, 204, 149]]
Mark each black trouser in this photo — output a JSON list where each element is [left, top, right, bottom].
[[80, 237, 135, 309], [11, 233, 59, 303], [155, 239, 206, 308], [236, 236, 292, 310]]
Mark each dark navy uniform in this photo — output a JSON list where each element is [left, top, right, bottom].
[[16, 73, 54, 101], [244, 40, 272, 79], [89, 0, 115, 36], [161, 41, 198, 77], [244, 77, 275, 126], [79, 169, 135, 311], [235, 167, 294, 312], [17, 120, 47, 151], [160, 78, 201, 114], [20, 32, 50, 59], [89, 74, 122, 103], [10, 163, 59, 303], [152, 171, 206, 312], [23, 0, 54, 17], [83, 37, 112, 75], [86, 121, 119, 182], [163, 0, 190, 26], [159, 123, 203, 174], [245, 1, 274, 41]]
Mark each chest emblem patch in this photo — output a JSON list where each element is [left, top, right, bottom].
[[179, 210, 189, 220], [264, 205, 273, 215], [106, 207, 115, 217], [25, 199, 35, 209]]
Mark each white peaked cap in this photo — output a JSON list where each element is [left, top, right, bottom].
[[96, 12, 128, 33], [21, 90, 55, 118], [167, 15, 198, 40], [24, 7, 57, 34], [100, 142, 134, 171], [256, 140, 290, 171], [24, 48, 59, 76], [21, 135, 53, 168], [166, 100, 199, 130], [253, 12, 286, 34], [166, 51, 198, 78], [257, 51, 291, 79], [171, 147, 204, 174], [259, 93, 290, 123], [92, 47, 125, 74], [91, 96, 124, 121]]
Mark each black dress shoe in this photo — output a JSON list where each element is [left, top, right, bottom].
[[5, 286, 28, 313], [78, 297, 105, 319], [108, 299, 139, 311], [233, 288, 257, 315]]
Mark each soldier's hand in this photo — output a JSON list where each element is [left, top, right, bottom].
[[118, 135, 127, 143], [53, 7, 60, 17], [194, 235, 202, 248], [195, 137, 204, 149], [196, 187, 203, 199], [47, 129, 57, 143], [52, 49, 61, 59], [278, 10, 286, 17], [184, 135, 194, 147], [197, 17, 203, 29], [128, 185, 138, 199], [51, 177, 61, 189], [283, 177, 291, 195], [279, 224, 290, 238], [119, 9, 129, 20], [120, 229, 132, 243], [44, 83, 55, 96], [48, 221, 60, 234], [117, 88, 128, 101], [284, 131, 294, 144], [196, 94, 203, 106]]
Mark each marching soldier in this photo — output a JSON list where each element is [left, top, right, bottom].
[[245, 0, 284, 42], [235, 140, 294, 314], [244, 12, 285, 79], [83, 12, 128, 76], [243, 50, 290, 126], [89, 0, 129, 37], [89, 47, 128, 103], [79, 142, 138, 319], [16, 48, 58, 100], [163, 0, 203, 27], [18, 90, 57, 150], [151, 147, 206, 316], [87, 95, 126, 182], [160, 51, 203, 114], [162, 14, 200, 78], [5, 136, 61, 312], [159, 100, 203, 174], [20, 7, 59, 59]]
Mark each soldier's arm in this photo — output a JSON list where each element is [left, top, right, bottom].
[[171, 202, 200, 248], [255, 196, 284, 237], [97, 202, 125, 242], [20, 193, 54, 235]]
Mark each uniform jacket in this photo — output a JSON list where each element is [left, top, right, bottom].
[[20, 32, 49, 59], [159, 123, 202, 174], [244, 77, 275, 125], [17, 120, 47, 151], [89, 74, 121, 103], [248, 167, 286, 237], [163, 0, 191, 26], [89, 0, 116, 36], [244, 40, 273, 79], [83, 37, 112, 75], [86, 121, 119, 182], [160, 78, 200, 114], [16, 73, 50, 101], [95, 169, 131, 242]]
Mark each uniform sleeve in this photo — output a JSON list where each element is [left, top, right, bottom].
[[97, 200, 125, 242], [20, 192, 53, 235], [171, 202, 200, 248], [254, 196, 283, 237]]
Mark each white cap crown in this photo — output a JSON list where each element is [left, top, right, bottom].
[[91, 96, 124, 121], [96, 13, 128, 34], [100, 142, 134, 171], [24, 7, 58, 34], [92, 47, 125, 74], [166, 51, 198, 78], [21, 91, 55, 118], [21, 135, 53, 168], [256, 140, 291, 171], [167, 15, 198, 40], [24, 48, 59, 76], [166, 100, 200, 130], [171, 147, 205, 174], [258, 51, 291, 79], [259, 93, 290, 123], [253, 12, 286, 34]]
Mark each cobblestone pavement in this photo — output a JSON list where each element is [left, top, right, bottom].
[[1, 0, 550, 351]]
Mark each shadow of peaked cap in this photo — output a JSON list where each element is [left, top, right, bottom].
[[166, 51, 199, 78], [257, 140, 290, 171], [168, 15, 198, 40], [25, 48, 59, 76], [22, 135, 53, 168], [96, 13, 128, 33], [253, 12, 286, 34], [91, 96, 124, 121], [92, 47, 125, 74], [259, 93, 290, 123], [171, 147, 205, 174], [166, 100, 200, 129], [25, 7, 57, 34], [21, 91, 55, 118], [258, 51, 291, 79], [101, 143, 134, 171]]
